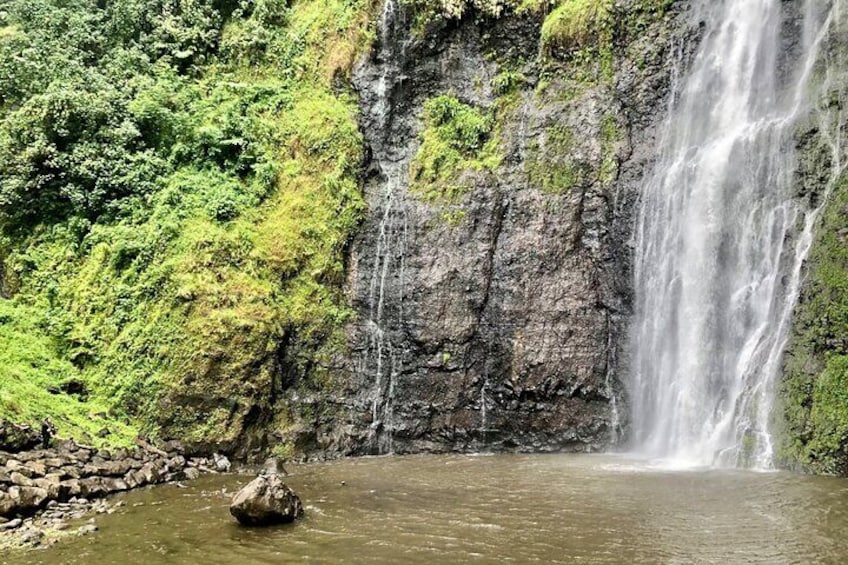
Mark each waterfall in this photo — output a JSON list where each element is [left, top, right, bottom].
[[630, 0, 841, 468]]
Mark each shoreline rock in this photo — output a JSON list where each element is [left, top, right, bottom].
[[0, 437, 232, 548], [0, 421, 41, 454]]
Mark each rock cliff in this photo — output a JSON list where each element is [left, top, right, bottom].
[[272, 0, 697, 457]]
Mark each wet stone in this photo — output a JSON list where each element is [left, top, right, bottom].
[[229, 474, 304, 527], [183, 467, 201, 481], [19, 527, 44, 545], [10, 486, 49, 511], [0, 518, 22, 530], [0, 493, 16, 517]]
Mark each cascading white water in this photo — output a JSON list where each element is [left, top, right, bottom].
[[631, 0, 841, 468]]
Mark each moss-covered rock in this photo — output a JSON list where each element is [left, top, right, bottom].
[[780, 174, 848, 475], [410, 95, 501, 205], [539, 0, 614, 54]]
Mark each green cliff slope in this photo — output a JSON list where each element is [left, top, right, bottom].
[[0, 0, 371, 447]]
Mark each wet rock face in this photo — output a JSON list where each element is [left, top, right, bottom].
[[229, 475, 304, 527], [294, 2, 697, 456]]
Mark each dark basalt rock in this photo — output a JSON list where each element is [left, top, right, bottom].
[[259, 0, 699, 458], [0, 434, 223, 519], [229, 475, 304, 527]]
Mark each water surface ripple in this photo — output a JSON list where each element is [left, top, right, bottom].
[[11, 454, 848, 564]]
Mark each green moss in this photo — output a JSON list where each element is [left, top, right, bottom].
[[622, 0, 676, 37], [527, 0, 674, 85], [410, 95, 501, 208], [809, 356, 848, 467], [525, 124, 585, 194], [779, 174, 848, 474], [540, 0, 614, 54], [403, 0, 510, 36], [523, 110, 620, 195], [0, 299, 137, 447]]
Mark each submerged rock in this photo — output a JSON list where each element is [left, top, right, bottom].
[[229, 475, 303, 527], [183, 467, 201, 481]]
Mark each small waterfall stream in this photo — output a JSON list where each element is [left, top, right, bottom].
[[631, 0, 843, 468], [360, 0, 409, 454]]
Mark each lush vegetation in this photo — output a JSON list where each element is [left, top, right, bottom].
[[0, 0, 677, 453], [780, 175, 848, 475], [409, 95, 501, 209], [0, 0, 373, 446], [537, 0, 614, 55], [402, 0, 510, 33]]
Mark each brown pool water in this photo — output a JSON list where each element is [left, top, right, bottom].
[[6, 454, 848, 564]]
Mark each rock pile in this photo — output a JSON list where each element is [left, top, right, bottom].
[[0, 498, 126, 549], [0, 439, 230, 522]]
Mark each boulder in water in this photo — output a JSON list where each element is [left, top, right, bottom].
[[229, 474, 303, 526], [183, 467, 201, 481], [212, 453, 231, 473], [261, 457, 288, 477]]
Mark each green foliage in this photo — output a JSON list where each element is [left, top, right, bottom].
[[0, 0, 372, 445], [539, 0, 614, 53], [809, 356, 848, 468], [0, 299, 137, 446], [780, 174, 848, 474], [402, 0, 514, 34], [518, 0, 674, 84], [409, 95, 501, 206], [0, 78, 166, 230], [491, 70, 527, 96]]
